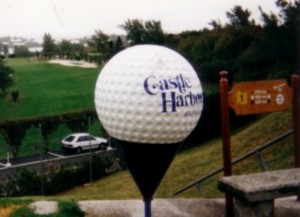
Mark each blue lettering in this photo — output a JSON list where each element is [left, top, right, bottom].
[[176, 95, 185, 107], [161, 92, 176, 112], [168, 77, 178, 90], [143, 73, 203, 113], [144, 76, 158, 95], [159, 79, 169, 91]]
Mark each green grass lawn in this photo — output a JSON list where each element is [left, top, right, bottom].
[[0, 58, 104, 157], [1, 58, 101, 119]]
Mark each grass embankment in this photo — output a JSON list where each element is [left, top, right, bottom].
[[3, 111, 292, 215], [58, 110, 293, 200]]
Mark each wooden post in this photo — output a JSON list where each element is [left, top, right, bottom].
[[292, 74, 300, 202], [219, 71, 233, 216], [292, 74, 300, 168]]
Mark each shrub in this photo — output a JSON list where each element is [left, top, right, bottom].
[[10, 200, 85, 217], [11, 90, 19, 102], [57, 200, 85, 217], [5, 169, 40, 196], [10, 207, 40, 217], [0, 152, 117, 196]]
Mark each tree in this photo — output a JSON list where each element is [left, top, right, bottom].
[[57, 39, 74, 59], [0, 43, 3, 55], [1, 122, 28, 157], [256, 0, 300, 78], [120, 19, 165, 45], [176, 29, 228, 83], [42, 33, 57, 59], [39, 120, 59, 153], [72, 43, 85, 60], [209, 20, 222, 30], [89, 30, 112, 61], [3, 44, 8, 56], [11, 90, 19, 102], [144, 20, 165, 44], [255, 7, 282, 73], [14, 45, 31, 57], [0, 59, 14, 94], [121, 19, 146, 45], [275, 0, 300, 72], [113, 36, 123, 54], [226, 5, 253, 28]]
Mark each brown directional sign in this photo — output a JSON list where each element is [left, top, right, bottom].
[[228, 79, 292, 115]]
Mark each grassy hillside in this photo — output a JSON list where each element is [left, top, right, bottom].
[[1, 58, 100, 120], [58, 110, 293, 200]]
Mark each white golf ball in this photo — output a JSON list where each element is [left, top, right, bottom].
[[94, 45, 203, 144]]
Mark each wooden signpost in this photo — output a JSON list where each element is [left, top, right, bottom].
[[228, 79, 292, 115], [219, 71, 300, 217]]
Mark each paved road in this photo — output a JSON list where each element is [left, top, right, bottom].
[[0, 149, 110, 168], [0, 152, 60, 168], [0, 149, 116, 179]]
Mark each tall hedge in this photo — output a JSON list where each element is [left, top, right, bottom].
[[0, 108, 98, 157]]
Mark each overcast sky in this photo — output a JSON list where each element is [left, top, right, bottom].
[[0, 0, 279, 41]]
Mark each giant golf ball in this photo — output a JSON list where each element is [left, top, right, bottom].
[[94, 45, 203, 144]]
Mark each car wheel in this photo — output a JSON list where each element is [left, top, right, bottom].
[[99, 144, 104, 150], [76, 147, 83, 154]]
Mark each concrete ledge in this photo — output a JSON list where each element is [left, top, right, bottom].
[[218, 168, 300, 217], [218, 168, 300, 202], [29, 198, 300, 217], [78, 199, 226, 217]]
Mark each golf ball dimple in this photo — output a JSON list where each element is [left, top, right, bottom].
[[95, 45, 204, 144]]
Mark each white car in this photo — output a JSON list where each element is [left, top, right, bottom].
[[60, 133, 108, 154]]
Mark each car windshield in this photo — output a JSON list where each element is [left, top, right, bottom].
[[64, 135, 75, 142]]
